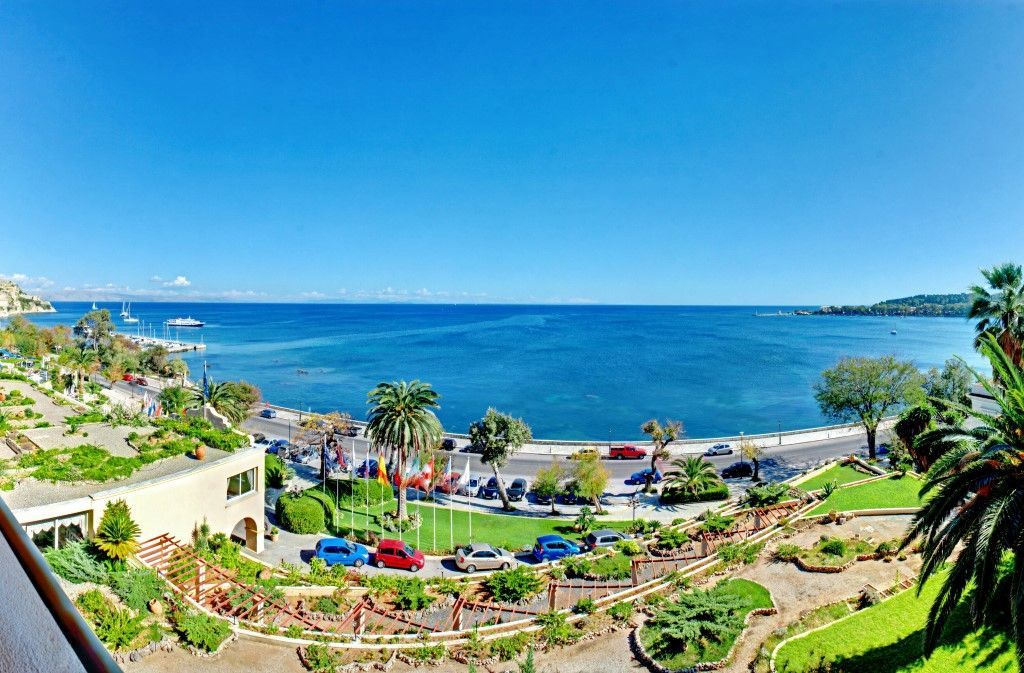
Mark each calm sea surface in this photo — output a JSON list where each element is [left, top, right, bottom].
[[15, 303, 985, 440]]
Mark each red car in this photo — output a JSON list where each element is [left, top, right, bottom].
[[135, 377, 149, 387], [610, 445, 647, 460], [373, 539, 425, 572], [122, 374, 136, 383]]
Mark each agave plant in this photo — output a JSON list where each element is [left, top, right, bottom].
[[903, 333, 1024, 666], [94, 500, 141, 561]]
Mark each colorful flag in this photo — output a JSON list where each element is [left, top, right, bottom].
[[376, 453, 387, 485], [456, 456, 471, 487]]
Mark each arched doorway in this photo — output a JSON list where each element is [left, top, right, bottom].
[[231, 517, 259, 552]]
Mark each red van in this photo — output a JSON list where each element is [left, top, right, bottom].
[[610, 445, 647, 460], [372, 539, 426, 572]]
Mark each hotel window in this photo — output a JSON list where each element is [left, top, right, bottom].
[[227, 467, 257, 499], [23, 512, 88, 551]]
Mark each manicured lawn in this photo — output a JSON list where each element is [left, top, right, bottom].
[[642, 578, 773, 670], [809, 475, 923, 515], [325, 499, 632, 554], [796, 463, 871, 491], [775, 578, 1016, 673]]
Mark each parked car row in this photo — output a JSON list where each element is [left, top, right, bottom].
[[313, 532, 619, 573]]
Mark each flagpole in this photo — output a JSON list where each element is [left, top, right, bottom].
[[350, 441, 355, 536]]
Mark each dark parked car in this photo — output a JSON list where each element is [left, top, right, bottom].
[[507, 478, 528, 501], [625, 468, 662, 486], [460, 443, 485, 454], [356, 459, 381, 479], [721, 461, 753, 479], [478, 476, 500, 499], [441, 438, 458, 451]]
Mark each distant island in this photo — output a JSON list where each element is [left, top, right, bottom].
[[814, 293, 970, 317], [0, 279, 55, 318]]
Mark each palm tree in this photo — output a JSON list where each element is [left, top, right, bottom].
[[60, 346, 99, 397], [94, 500, 141, 561], [902, 334, 1024, 667], [969, 262, 1024, 366], [365, 380, 442, 522], [192, 381, 250, 426], [664, 456, 722, 496], [159, 386, 195, 418]]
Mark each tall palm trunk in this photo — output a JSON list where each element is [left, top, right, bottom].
[[491, 464, 512, 510]]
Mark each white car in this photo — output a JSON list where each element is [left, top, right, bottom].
[[704, 443, 733, 456]]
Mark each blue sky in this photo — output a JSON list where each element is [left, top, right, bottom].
[[2, 2, 1023, 305]]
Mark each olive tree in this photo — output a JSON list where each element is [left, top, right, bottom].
[[814, 355, 924, 459], [571, 454, 609, 514], [532, 461, 565, 515], [470, 408, 532, 511]]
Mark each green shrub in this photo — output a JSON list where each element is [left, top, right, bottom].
[[429, 576, 467, 597], [774, 543, 801, 561], [276, 494, 326, 534], [745, 482, 789, 507], [304, 644, 342, 672], [627, 519, 662, 535], [608, 601, 635, 623], [393, 578, 435, 611], [820, 537, 847, 557], [561, 555, 593, 579], [716, 541, 763, 565], [94, 606, 145, 651], [75, 588, 112, 618], [659, 482, 730, 505], [110, 568, 166, 612], [656, 528, 691, 550], [265, 453, 293, 488], [535, 610, 580, 647], [174, 612, 232, 652], [573, 597, 597, 614], [313, 597, 339, 614], [614, 539, 644, 556], [489, 632, 532, 661], [699, 511, 735, 534], [407, 644, 446, 663], [43, 541, 108, 584], [485, 566, 544, 602]]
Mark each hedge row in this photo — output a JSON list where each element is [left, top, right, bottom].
[[659, 482, 730, 505]]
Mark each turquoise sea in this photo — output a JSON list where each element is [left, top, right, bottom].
[[17, 303, 985, 440]]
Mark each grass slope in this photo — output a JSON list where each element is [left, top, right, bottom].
[[796, 463, 871, 491], [775, 578, 1016, 673], [809, 475, 922, 515]]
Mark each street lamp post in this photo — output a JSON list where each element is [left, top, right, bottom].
[[630, 489, 639, 523]]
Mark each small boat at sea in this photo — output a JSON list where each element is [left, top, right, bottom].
[[122, 302, 139, 324], [166, 317, 205, 328], [91, 302, 98, 310], [120, 301, 129, 318], [890, 329, 898, 335]]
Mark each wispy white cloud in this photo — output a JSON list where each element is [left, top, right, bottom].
[[165, 275, 191, 287], [0, 273, 55, 292]]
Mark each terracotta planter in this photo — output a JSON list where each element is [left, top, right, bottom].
[[194, 445, 206, 460]]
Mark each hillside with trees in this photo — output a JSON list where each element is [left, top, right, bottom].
[[814, 293, 970, 317]]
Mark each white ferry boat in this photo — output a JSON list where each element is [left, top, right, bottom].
[[165, 317, 205, 328]]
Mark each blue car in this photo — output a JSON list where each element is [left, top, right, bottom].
[[477, 476, 500, 499], [356, 459, 380, 479], [626, 468, 663, 486], [533, 535, 580, 562], [314, 537, 370, 568]]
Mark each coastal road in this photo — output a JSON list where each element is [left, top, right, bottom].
[[242, 412, 888, 488]]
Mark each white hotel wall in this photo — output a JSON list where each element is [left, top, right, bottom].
[[13, 447, 265, 553]]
